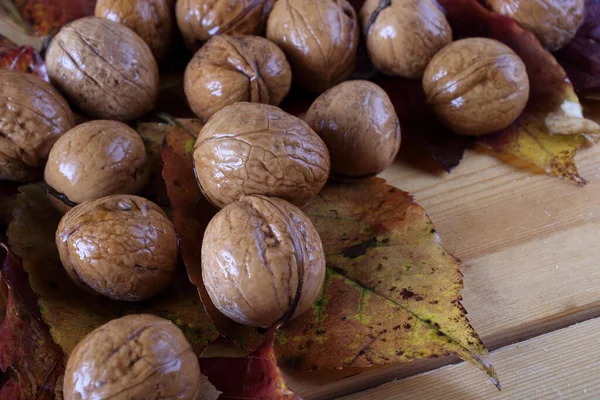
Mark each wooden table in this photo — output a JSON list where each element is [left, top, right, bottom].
[[285, 107, 600, 399]]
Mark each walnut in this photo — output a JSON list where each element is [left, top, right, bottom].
[[305, 80, 400, 180], [266, 0, 359, 93], [56, 195, 177, 301], [202, 195, 326, 328], [0, 70, 75, 182], [45, 120, 150, 213], [63, 314, 201, 400], [193, 102, 330, 209], [95, 0, 175, 61], [423, 38, 530, 136], [176, 0, 274, 51], [184, 35, 291, 122], [360, 0, 453, 78], [486, 0, 584, 51], [46, 17, 159, 121]]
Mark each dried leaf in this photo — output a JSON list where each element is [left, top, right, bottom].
[[0, 45, 48, 81], [200, 324, 302, 400], [13, 0, 96, 36], [137, 121, 172, 208]]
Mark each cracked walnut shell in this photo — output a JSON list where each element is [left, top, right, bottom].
[[184, 34, 291, 121], [64, 314, 201, 400], [0, 69, 75, 182], [193, 102, 330, 209], [423, 38, 530, 136], [202, 195, 326, 328], [56, 195, 178, 301], [46, 17, 159, 121]]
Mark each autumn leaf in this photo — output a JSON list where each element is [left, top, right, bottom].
[[0, 44, 48, 81], [137, 121, 174, 208], [200, 323, 302, 400], [13, 0, 96, 37]]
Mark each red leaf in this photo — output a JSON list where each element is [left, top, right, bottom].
[[14, 0, 96, 36], [0, 45, 48, 81], [200, 323, 302, 400]]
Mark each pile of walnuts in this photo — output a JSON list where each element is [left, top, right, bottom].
[[0, 0, 584, 398]]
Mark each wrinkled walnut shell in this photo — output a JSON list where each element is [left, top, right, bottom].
[[486, 0, 584, 51], [360, 0, 452, 78], [267, 0, 359, 93], [64, 314, 201, 400], [202, 195, 326, 328], [45, 120, 150, 213], [306, 80, 400, 179], [46, 17, 159, 121], [184, 34, 291, 121], [0, 70, 75, 182], [423, 38, 530, 136], [95, 0, 175, 61], [193, 102, 330, 209], [176, 0, 274, 51], [56, 195, 177, 301]]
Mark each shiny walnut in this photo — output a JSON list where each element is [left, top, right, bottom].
[[360, 0, 453, 78], [202, 195, 326, 328], [423, 38, 530, 136], [46, 17, 159, 121], [45, 120, 150, 213], [176, 0, 274, 51], [486, 0, 584, 51], [305, 80, 401, 180], [64, 314, 201, 400], [56, 195, 178, 301], [0, 69, 75, 182], [193, 102, 330, 208], [184, 34, 291, 121], [95, 0, 175, 61], [267, 0, 359, 93]]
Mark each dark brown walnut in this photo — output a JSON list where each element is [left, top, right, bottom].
[[45, 120, 150, 213], [267, 0, 359, 93], [193, 102, 330, 209], [0, 70, 75, 182], [305, 80, 400, 180], [56, 195, 177, 301], [95, 0, 174, 61], [176, 0, 274, 51], [202, 195, 326, 328], [486, 0, 584, 51], [423, 38, 530, 136], [184, 35, 292, 122], [64, 314, 201, 400], [46, 17, 159, 121], [360, 0, 452, 78]]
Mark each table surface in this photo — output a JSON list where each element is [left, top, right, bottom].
[[284, 104, 600, 399]]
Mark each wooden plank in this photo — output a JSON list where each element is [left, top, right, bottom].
[[342, 317, 600, 399]]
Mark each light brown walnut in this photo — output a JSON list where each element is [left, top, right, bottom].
[[266, 0, 359, 93], [423, 38, 530, 136], [64, 314, 201, 400], [193, 102, 330, 208], [184, 34, 291, 121], [202, 195, 326, 327], [305, 80, 400, 180], [56, 195, 177, 301], [0, 70, 75, 182], [46, 17, 159, 121]]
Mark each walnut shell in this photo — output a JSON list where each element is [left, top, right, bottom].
[[305, 80, 400, 180], [423, 38, 530, 136], [95, 0, 175, 61], [193, 102, 330, 209], [184, 35, 291, 122], [46, 17, 159, 121], [202, 195, 326, 328], [176, 0, 274, 51], [360, 0, 452, 78], [0, 70, 75, 182], [266, 0, 359, 93], [64, 314, 201, 400], [56, 195, 177, 301], [486, 0, 584, 51], [45, 120, 150, 213]]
